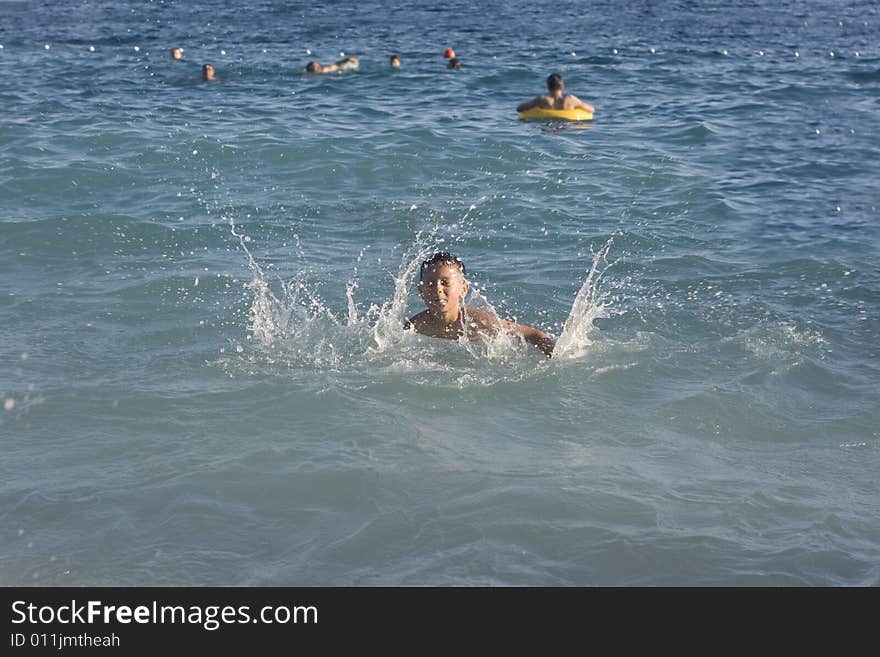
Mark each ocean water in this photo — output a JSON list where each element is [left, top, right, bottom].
[[1, 0, 878, 586]]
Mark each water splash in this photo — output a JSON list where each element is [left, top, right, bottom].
[[229, 214, 616, 373], [554, 237, 617, 360], [369, 232, 434, 353]]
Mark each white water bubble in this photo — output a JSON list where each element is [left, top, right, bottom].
[[192, 149, 198, 155], [306, 49, 311, 55], [612, 48, 618, 55], [88, 45, 95, 52], [757, 50, 764, 56], [815, 128, 821, 134], [571, 51, 576, 56], [44, 44, 50, 50], [133, 45, 140, 52], [339, 51, 345, 57], [854, 51, 860, 57], [794, 51, 800, 57], [722, 49, 729, 56], [650, 47, 656, 54], [221, 49, 226, 55], [3, 398, 15, 411], [0, 45, 4, 49], [829, 51, 835, 57], [194, 277, 199, 287], [235, 345, 244, 353]]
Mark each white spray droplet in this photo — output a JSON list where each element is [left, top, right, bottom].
[[44, 44, 50, 50], [815, 128, 821, 135], [221, 49, 226, 55], [722, 49, 729, 56], [133, 45, 140, 52], [4, 398, 15, 411], [612, 48, 618, 55], [89, 45, 95, 52], [306, 49, 311, 55], [650, 47, 656, 54], [192, 149, 198, 155]]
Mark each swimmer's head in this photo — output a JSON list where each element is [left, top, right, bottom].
[[202, 63, 216, 81], [171, 47, 183, 60], [418, 252, 469, 317], [305, 60, 321, 73], [443, 48, 455, 59], [547, 73, 564, 93], [390, 54, 401, 67], [420, 252, 466, 279], [447, 57, 462, 70]]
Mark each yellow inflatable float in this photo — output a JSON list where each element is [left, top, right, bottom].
[[518, 107, 594, 121]]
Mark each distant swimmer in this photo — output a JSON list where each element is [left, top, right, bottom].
[[304, 56, 359, 74], [516, 73, 594, 114], [405, 252, 555, 357], [390, 54, 401, 68], [202, 64, 216, 81], [447, 57, 462, 70], [171, 47, 183, 60], [443, 47, 456, 59]]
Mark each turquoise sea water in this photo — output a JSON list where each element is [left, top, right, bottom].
[[1, 0, 879, 585]]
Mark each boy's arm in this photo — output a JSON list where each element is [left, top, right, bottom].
[[569, 94, 595, 113], [516, 96, 543, 112], [502, 320, 555, 357], [465, 307, 555, 356], [334, 57, 358, 70]]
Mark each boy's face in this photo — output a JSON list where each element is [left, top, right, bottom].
[[419, 263, 468, 322]]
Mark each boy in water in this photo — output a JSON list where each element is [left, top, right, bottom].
[[405, 252, 555, 357], [516, 72, 594, 113], [304, 56, 359, 74]]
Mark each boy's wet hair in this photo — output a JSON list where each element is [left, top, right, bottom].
[[420, 252, 466, 277], [547, 73, 564, 92]]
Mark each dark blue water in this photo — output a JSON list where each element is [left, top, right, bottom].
[[1, 0, 878, 585]]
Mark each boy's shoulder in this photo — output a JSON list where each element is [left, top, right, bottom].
[[464, 305, 503, 331]]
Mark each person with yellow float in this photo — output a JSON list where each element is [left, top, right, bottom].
[[517, 72, 595, 121]]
